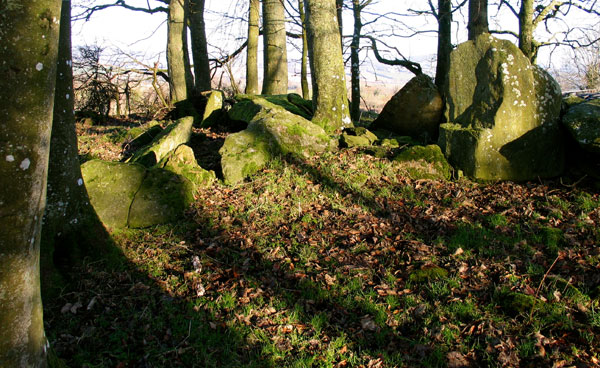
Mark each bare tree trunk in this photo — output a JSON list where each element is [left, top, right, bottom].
[[350, 0, 362, 122], [0, 0, 62, 366], [435, 0, 452, 89], [299, 0, 310, 99], [246, 0, 260, 94], [261, 0, 288, 95], [468, 0, 488, 40], [306, 0, 352, 133], [519, 0, 535, 61], [189, 0, 211, 93], [168, 0, 193, 103]]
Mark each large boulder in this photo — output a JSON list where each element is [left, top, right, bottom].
[[562, 99, 600, 154], [439, 34, 564, 181], [128, 168, 195, 228], [127, 116, 194, 167], [371, 74, 443, 141], [81, 160, 196, 229], [220, 95, 334, 184], [81, 160, 146, 229], [158, 144, 216, 189]]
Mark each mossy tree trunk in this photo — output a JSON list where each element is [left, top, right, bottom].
[[468, 0, 488, 40], [0, 0, 62, 366], [42, 0, 110, 293], [168, 0, 193, 103], [518, 0, 536, 62], [306, 0, 352, 133], [189, 0, 211, 93], [246, 0, 260, 94], [261, 0, 288, 95], [299, 0, 310, 99], [435, 0, 452, 90]]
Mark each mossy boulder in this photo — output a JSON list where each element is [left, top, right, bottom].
[[221, 95, 334, 184], [128, 116, 194, 167], [81, 160, 146, 229], [158, 144, 215, 190], [81, 160, 196, 229], [562, 99, 600, 154], [562, 94, 586, 111], [340, 127, 378, 148], [128, 168, 195, 228], [199, 90, 224, 127], [371, 74, 443, 141], [439, 34, 564, 181], [394, 145, 453, 180], [126, 123, 164, 151]]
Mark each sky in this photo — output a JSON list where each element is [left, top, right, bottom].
[[71, 0, 598, 90]]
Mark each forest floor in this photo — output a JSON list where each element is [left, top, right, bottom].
[[45, 116, 600, 368]]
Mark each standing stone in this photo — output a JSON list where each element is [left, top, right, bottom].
[[439, 34, 564, 180], [199, 90, 224, 127], [371, 74, 443, 141]]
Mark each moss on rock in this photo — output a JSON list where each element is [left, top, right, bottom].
[[158, 144, 215, 190], [562, 99, 600, 154], [81, 160, 147, 229], [409, 266, 449, 283], [439, 34, 564, 181], [394, 145, 453, 180]]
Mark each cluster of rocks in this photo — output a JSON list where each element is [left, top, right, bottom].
[[372, 34, 599, 182], [81, 34, 599, 229]]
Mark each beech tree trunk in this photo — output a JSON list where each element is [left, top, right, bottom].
[[468, 0, 488, 40], [306, 0, 352, 133], [299, 0, 310, 99], [0, 0, 62, 366], [435, 0, 452, 89], [519, 0, 535, 61], [189, 0, 211, 93], [261, 0, 288, 95], [336, 0, 344, 46], [350, 0, 362, 122], [168, 0, 193, 103], [246, 0, 260, 94]]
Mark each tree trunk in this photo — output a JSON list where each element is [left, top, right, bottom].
[[519, 0, 535, 61], [0, 0, 62, 366], [299, 0, 310, 99], [189, 0, 211, 93], [435, 0, 452, 89], [336, 0, 344, 46], [306, 0, 352, 133], [350, 0, 362, 122], [468, 0, 488, 40], [246, 0, 260, 94], [168, 0, 193, 103], [261, 0, 288, 95]]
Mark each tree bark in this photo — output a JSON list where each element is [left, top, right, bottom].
[[246, 0, 260, 94], [468, 0, 488, 40], [519, 0, 535, 61], [299, 0, 310, 99], [435, 0, 452, 89], [189, 0, 211, 93], [168, 0, 193, 103], [350, 0, 362, 122], [336, 0, 344, 46], [261, 0, 288, 95], [306, 0, 352, 133], [0, 0, 62, 366]]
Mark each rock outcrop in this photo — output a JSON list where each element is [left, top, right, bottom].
[[438, 34, 564, 181], [220, 94, 333, 184], [371, 74, 443, 141]]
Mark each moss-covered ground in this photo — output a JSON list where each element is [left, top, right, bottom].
[[45, 117, 600, 367]]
